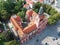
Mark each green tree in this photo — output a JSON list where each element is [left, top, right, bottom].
[[49, 8, 57, 15], [48, 18, 56, 25], [0, 0, 27, 21], [0, 1, 5, 11], [48, 13, 60, 25], [14, 1, 24, 13], [33, 2, 41, 13], [34, 2, 41, 9], [46, 5, 52, 14], [58, 13, 60, 19], [52, 13, 59, 20], [0, 30, 20, 45], [0, 1, 14, 21], [43, 4, 52, 14], [43, 4, 47, 12], [0, 10, 9, 20], [17, 11, 25, 21], [4, 2, 16, 14], [10, 40, 20, 45], [21, 8, 27, 12], [7, 0, 17, 3], [34, 9, 38, 13]]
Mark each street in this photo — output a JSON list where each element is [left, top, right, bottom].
[[22, 21, 60, 45]]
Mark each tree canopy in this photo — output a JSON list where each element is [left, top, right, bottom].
[[0, 0, 26, 21]]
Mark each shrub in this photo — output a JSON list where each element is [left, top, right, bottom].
[[57, 13, 60, 19], [48, 18, 56, 25], [21, 8, 27, 12], [43, 4, 57, 15], [33, 2, 41, 9], [33, 2, 42, 13], [46, 5, 52, 14], [0, 30, 14, 42], [49, 8, 57, 15], [17, 11, 25, 21], [43, 4, 47, 12], [34, 9, 38, 13], [43, 4, 51, 12], [52, 13, 60, 20], [48, 13, 60, 25]]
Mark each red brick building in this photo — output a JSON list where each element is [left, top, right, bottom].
[[10, 9, 48, 44]]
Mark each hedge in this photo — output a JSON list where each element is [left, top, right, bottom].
[[48, 13, 60, 24]]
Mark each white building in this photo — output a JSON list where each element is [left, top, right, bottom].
[[44, 0, 60, 8], [55, 0, 60, 8], [43, 0, 54, 4]]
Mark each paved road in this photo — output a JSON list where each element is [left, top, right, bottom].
[[52, 0, 60, 12], [22, 21, 60, 45]]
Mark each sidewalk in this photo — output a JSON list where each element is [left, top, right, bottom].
[[52, 4, 60, 13], [51, 0, 60, 13]]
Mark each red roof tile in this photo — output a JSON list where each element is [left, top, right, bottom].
[[23, 22, 37, 34]]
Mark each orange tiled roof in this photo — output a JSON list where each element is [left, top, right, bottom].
[[10, 15, 24, 38], [23, 22, 37, 34], [23, 10, 45, 34], [26, 9, 44, 21], [11, 15, 23, 29], [26, 9, 33, 16], [26, 10, 33, 20], [26, 9, 39, 17]]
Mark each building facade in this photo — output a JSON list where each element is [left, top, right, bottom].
[[10, 10, 48, 44]]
